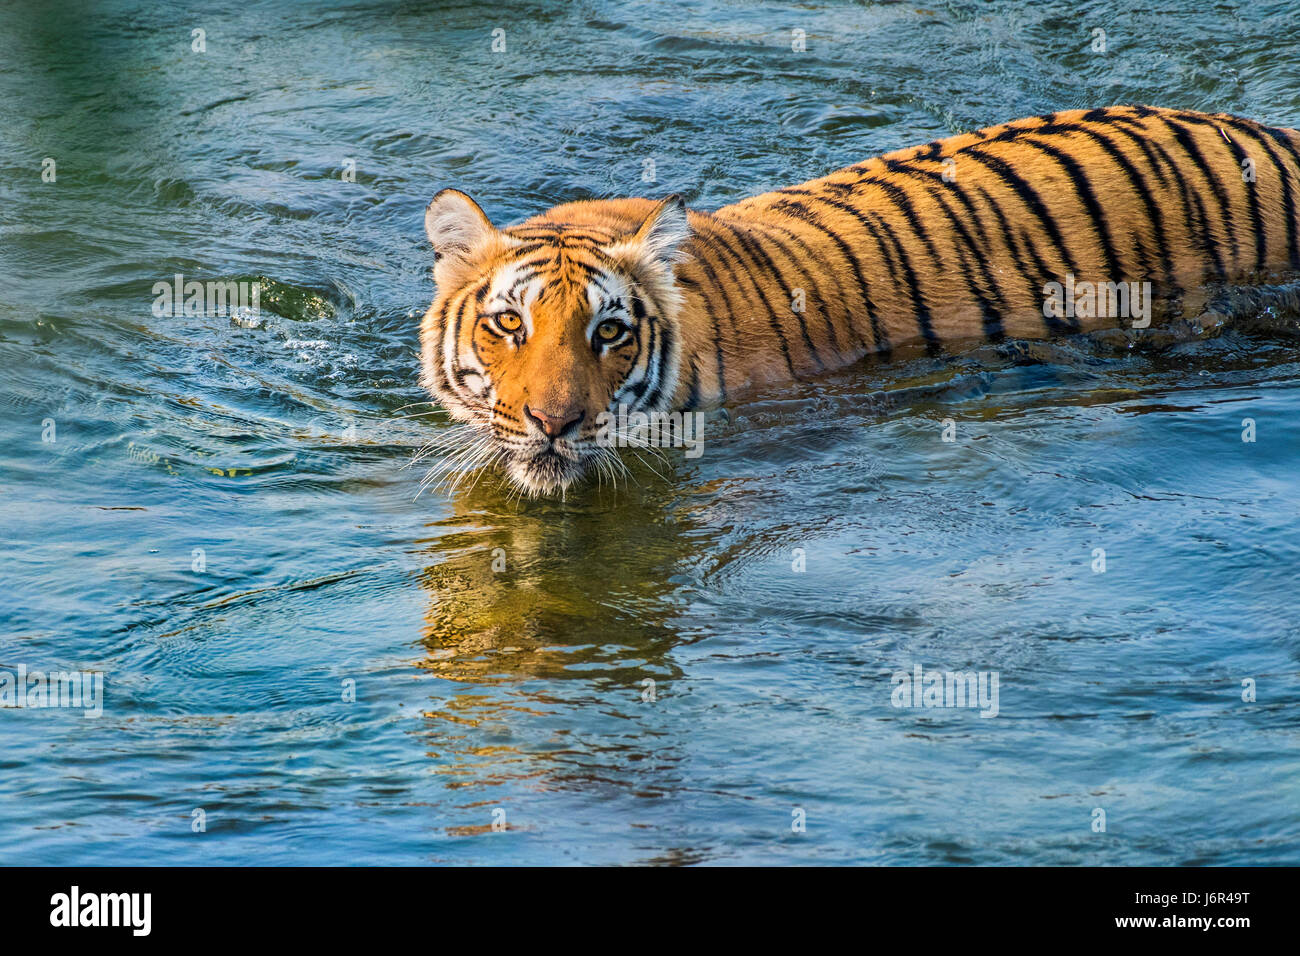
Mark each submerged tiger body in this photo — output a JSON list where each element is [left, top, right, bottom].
[[420, 105, 1300, 494]]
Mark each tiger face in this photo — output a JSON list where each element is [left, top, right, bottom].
[[419, 190, 691, 496]]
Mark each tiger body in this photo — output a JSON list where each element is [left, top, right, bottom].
[[420, 105, 1300, 494]]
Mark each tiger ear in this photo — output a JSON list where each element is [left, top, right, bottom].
[[615, 194, 692, 267], [424, 189, 499, 265]]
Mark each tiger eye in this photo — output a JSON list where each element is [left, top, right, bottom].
[[596, 320, 623, 341], [493, 311, 522, 333]]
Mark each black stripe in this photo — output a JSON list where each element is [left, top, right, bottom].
[[503, 268, 539, 299], [625, 319, 654, 403], [1101, 120, 1170, 186], [674, 272, 728, 403], [1018, 225, 1080, 333], [848, 178, 943, 265], [792, 180, 942, 269], [634, 279, 678, 411], [450, 283, 482, 397], [783, 189, 929, 336], [1266, 134, 1300, 201], [1059, 123, 1175, 287], [497, 248, 563, 278], [748, 218, 847, 356], [1015, 137, 1129, 283], [1092, 110, 1175, 188], [735, 218, 847, 356], [767, 198, 890, 356], [700, 218, 799, 380], [585, 272, 619, 300], [961, 146, 1087, 296], [869, 213, 942, 355], [974, 184, 1071, 335], [868, 212, 901, 284], [429, 286, 476, 398], [488, 239, 548, 257], [681, 357, 701, 411], [427, 307, 459, 398], [1172, 113, 1265, 271], [713, 217, 825, 370], [919, 189, 1006, 342], [783, 183, 937, 269], [640, 318, 675, 411], [1244, 124, 1300, 269], [1262, 124, 1300, 168], [915, 141, 943, 162], [679, 254, 737, 400], [883, 160, 1001, 264], [1188, 188, 1221, 280], [885, 161, 1010, 341], [1153, 115, 1240, 266], [1145, 136, 1224, 280], [1177, 113, 1297, 271]]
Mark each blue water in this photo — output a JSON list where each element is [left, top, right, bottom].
[[1, 0, 1298, 865]]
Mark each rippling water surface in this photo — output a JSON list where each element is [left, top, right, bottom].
[[2, 0, 1299, 865]]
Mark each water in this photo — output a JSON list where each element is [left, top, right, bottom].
[[2, 0, 1299, 865]]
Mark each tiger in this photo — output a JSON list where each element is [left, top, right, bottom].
[[419, 104, 1300, 496]]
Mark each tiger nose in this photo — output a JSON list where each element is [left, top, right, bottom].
[[523, 404, 584, 439]]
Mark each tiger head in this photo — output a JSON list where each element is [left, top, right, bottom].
[[419, 190, 692, 496]]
